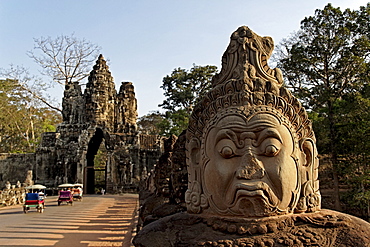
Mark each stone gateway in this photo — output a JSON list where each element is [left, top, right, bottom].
[[133, 26, 370, 246], [1, 55, 163, 194]]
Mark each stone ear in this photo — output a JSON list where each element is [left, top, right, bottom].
[[187, 138, 200, 167], [186, 137, 206, 214], [186, 137, 201, 187], [296, 138, 320, 213], [301, 137, 319, 189], [301, 138, 316, 167]]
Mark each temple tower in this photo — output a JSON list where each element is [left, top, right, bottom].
[[45, 54, 159, 193], [85, 54, 116, 129]]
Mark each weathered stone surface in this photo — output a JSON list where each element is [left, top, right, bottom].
[[44, 54, 162, 193], [185, 26, 319, 218], [133, 26, 370, 246], [0, 154, 35, 186], [169, 130, 188, 204], [0, 180, 26, 206], [0, 54, 163, 193], [137, 134, 188, 229], [133, 210, 370, 246]]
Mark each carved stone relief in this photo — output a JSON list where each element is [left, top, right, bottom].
[[133, 26, 370, 247], [185, 26, 320, 218]]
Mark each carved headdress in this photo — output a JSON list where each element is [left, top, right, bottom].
[[185, 26, 320, 216]]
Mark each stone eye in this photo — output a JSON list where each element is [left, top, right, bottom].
[[219, 146, 235, 159], [264, 145, 279, 157]]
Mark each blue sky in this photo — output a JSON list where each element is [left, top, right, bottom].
[[1, 0, 368, 117]]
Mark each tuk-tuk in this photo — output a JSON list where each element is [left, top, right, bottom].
[[23, 184, 46, 213], [72, 183, 83, 201], [57, 184, 74, 206]]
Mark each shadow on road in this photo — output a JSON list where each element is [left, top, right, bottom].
[[0, 194, 138, 247]]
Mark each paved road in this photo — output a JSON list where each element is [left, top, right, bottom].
[[0, 194, 138, 247]]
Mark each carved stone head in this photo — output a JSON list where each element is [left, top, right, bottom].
[[185, 26, 321, 217]]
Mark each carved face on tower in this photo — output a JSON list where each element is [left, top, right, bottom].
[[185, 26, 320, 217]]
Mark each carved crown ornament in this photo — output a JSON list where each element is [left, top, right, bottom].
[[185, 26, 320, 217]]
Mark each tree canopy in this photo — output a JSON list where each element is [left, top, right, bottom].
[[137, 111, 164, 135], [0, 79, 61, 153], [275, 4, 369, 109], [274, 3, 370, 217], [158, 64, 218, 136]]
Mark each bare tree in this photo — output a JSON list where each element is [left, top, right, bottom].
[[0, 64, 62, 112], [27, 34, 101, 86]]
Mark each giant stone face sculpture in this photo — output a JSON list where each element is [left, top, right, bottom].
[[133, 26, 370, 247], [204, 113, 299, 217], [185, 26, 320, 217]]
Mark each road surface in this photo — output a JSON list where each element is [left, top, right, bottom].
[[0, 194, 138, 247]]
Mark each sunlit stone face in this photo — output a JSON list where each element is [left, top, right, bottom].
[[203, 112, 299, 217]]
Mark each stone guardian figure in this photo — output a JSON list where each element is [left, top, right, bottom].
[[133, 26, 370, 247]]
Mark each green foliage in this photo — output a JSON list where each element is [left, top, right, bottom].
[[0, 64, 62, 112], [160, 64, 217, 113], [275, 3, 370, 216], [157, 109, 189, 137], [334, 92, 370, 219], [276, 3, 369, 111], [159, 64, 217, 136], [137, 111, 164, 135], [94, 143, 107, 169], [138, 110, 189, 137], [342, 174, 370, 220], [0, 79, 62, 153]]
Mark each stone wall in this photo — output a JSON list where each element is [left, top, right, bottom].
[[0, 153, 35, 187]]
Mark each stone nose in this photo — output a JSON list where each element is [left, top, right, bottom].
[[236, 150, 265, 180]]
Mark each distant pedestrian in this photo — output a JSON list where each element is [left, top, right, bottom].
[[101, 188, 105, 195]]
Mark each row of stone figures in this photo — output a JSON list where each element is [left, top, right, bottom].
[[0, 181, 26, 207], [132, 26, 370, 246]]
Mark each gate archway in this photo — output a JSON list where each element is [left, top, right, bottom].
[[85, 128, 107, 194]]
